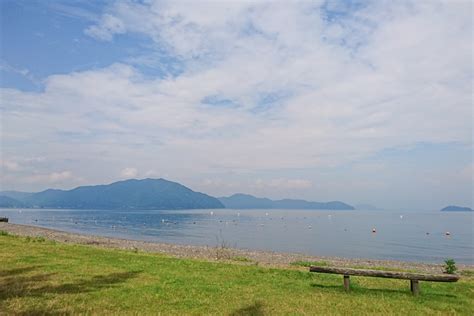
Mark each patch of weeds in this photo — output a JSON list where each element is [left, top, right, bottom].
[[0, 230, 10, 236], [290, 260, 329, 268], [231, 256, 252, 263], [23, 236, 46, 243], [215, 232, 235, 260]]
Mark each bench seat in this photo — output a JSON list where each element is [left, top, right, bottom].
[[309, 266, 459, 295]]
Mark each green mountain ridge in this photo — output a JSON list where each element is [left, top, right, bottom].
[[218, 193, 355, 210], [0, 178, 224, 210]]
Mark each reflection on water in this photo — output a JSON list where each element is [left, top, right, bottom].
[[1, 208, 472, 264]]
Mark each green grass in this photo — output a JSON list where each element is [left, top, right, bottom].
[[1, 234, 473, 315]]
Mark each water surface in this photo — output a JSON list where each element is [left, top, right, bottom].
[[1, 208, 472, 264]]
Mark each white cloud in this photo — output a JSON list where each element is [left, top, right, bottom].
[[0, 159, 21, 172], [84, 14, 126, 41], [18, 170, 76, 185], [121, 167, 138, 178], [1, 0, 472, 207]]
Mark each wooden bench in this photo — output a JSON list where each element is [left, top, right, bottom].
[[309, 266, 459, 295]]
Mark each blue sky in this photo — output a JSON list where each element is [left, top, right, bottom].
[[0, 0, 472, 210]]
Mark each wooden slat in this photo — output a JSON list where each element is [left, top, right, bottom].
[[309, 266, 459, 282]]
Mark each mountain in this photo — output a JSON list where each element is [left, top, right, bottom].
[[440, 205, 473, 212], [219, 194, 354, 210], [0, 195, 26, 208], [0, 178, 224, 210]]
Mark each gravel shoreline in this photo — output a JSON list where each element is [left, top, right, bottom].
[[1, 222, 472, 273]]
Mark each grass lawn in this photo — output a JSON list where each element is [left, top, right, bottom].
[[1, 233, 473, 315]]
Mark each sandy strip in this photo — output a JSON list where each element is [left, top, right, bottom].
[[1, 222, 472, 273]]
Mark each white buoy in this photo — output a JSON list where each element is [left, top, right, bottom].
[[161, 219, 165, 223], [400, 215, 403, 219], [265, 212, 269, 216], [445, 231, 451, 236], [210, 211, 214, 216], [308, 225, 312, 229], [372, 228, 376, 233]]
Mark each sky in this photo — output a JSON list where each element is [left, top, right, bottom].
[[0, 0, 472, 210]]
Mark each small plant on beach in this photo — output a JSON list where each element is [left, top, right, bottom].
[[444, 259, 457, 274], [214, 232, 235, 260], [0, 230, 9, 236]]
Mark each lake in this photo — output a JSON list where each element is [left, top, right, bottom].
[[1, 208, 472, 264]]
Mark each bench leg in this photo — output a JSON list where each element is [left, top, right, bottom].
[[343, 275, 350, 292], [410, 280, 420, 296]]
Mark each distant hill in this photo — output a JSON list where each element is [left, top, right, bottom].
[[440, 205, 473, 212], [219, 194, 354, 210], [0, 178, 224, 210]]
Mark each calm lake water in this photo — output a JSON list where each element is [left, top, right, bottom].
[[1, 208, 472, 264]]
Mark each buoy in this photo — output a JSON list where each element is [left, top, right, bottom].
[[265, 212, 269, 216], [400, 215, 403, 219], [161, 219, 165, 223], [372, 228, 376, 233], [308, 225, 312, 229], [426, 232, 430, 235], [445, 231, 451, 236], [210, 211, 214, 215]]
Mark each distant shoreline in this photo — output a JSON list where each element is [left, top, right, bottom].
[[1, 222, 472, 273]]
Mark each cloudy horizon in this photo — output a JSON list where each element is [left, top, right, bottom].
[[1, 0, 472, 210]]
